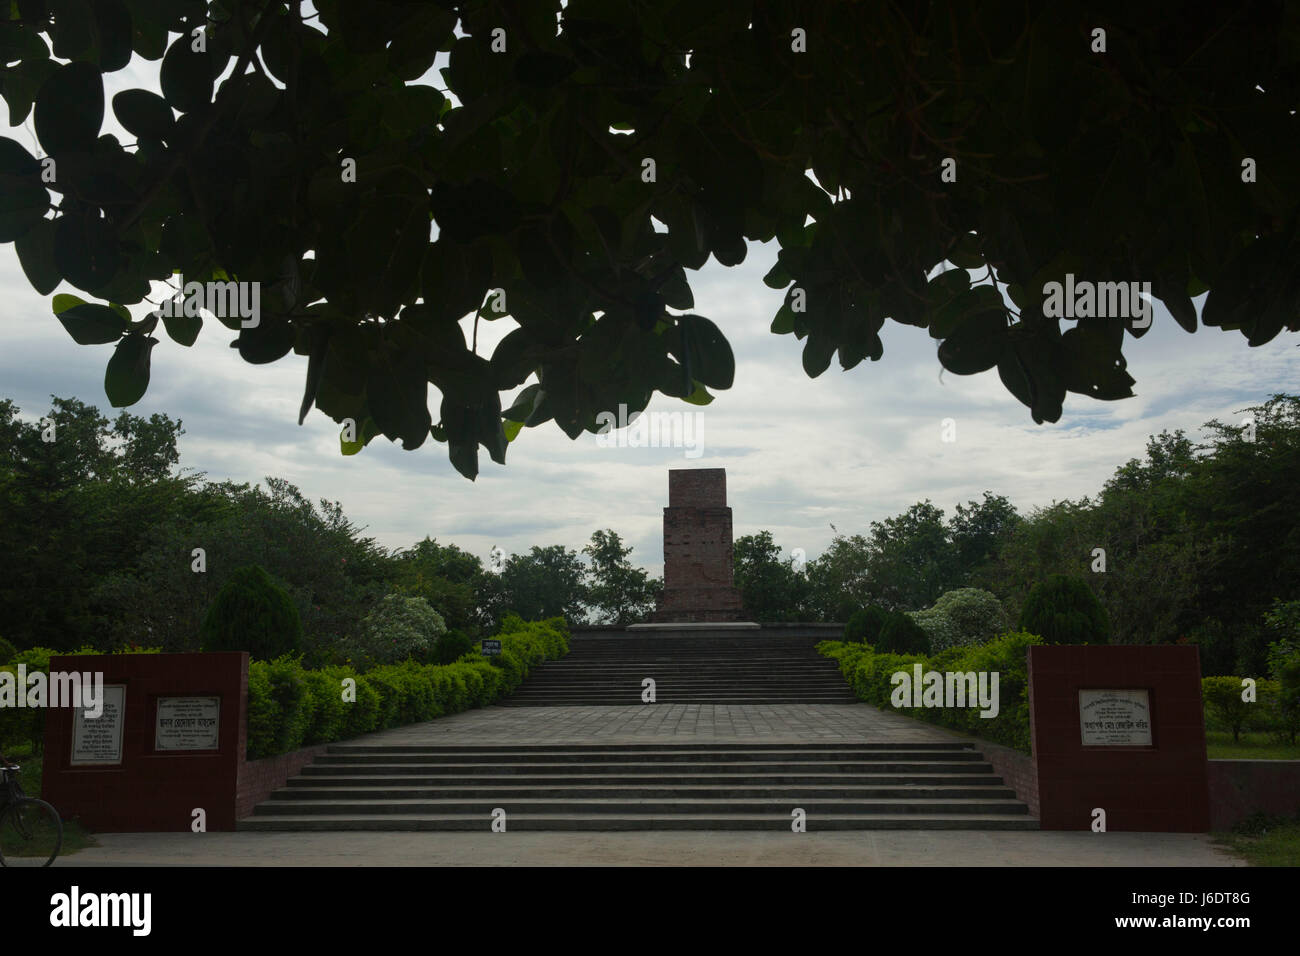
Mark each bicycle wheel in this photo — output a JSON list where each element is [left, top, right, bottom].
[[0, 798, 63, 867]]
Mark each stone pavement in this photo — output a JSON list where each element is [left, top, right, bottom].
[[337, 702, 966, 746], [61, 830, 1244, 867]]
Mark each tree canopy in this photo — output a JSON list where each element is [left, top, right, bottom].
[[2, 1, 1298, 477]]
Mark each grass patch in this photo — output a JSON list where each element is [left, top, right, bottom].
[[1205, 731, 1300, 760], [1213, 813, 1300, 866], [4, 742, 97, 859]]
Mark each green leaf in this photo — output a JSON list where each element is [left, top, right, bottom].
[[681, 382, 714, 406], [937, 311, 1008, 375], [52, 293, 87, 314], [104, 332, 156, 406], [673, 314, 734, 389], [160, 34, 214, 112], [54, 214, 121, 292], [161, 310, 201, 347], [55, 302, 128, 344], [112, 89, 175, 141], [947, 233, 985, 269], [34, 61, 104, 154], [503, 418, 524, 441], [14, 217, 60, 293]]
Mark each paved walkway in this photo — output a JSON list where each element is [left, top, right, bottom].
[[61, 830, 1244, 867], [337, 702, 965, 746]]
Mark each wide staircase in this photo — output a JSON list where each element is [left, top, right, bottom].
[[240, 741, 1037, 830], [240, 630, 1038, 831], [497, 632, 858, 705]]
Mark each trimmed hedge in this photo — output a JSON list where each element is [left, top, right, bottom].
[[244, 616, 569, 759], [818, 631, 1042, 752]]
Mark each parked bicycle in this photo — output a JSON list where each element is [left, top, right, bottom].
[[0, 750, 63, 867]]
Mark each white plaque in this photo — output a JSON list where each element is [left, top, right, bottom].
[[1079, 688, 1152, 746], [154, 696, 221, 751], [70, 684, 126, 765]]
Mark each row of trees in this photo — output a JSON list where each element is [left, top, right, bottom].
[[727, 395, 1300, 676], [0, 395, 658, 666], [5, 393, 1297, 676]]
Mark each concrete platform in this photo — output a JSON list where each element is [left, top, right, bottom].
[[61, 830, 1244, 867]]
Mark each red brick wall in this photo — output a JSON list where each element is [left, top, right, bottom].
[[236, 743, 332, 819], [669, 468, 727, 507], [975, 740, 1040, 819], [1206, 759, 1300, 830], [1029, 645, 1210, 831], [41, 653, 248, 832]]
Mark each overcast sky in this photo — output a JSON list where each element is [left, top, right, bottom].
[[3, 40, 1296, 578]]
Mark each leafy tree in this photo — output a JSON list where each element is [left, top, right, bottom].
[[389, 537, 487, 632], [948, 493, 1020, 586], [1018, 574, 1110, 645], [863, 501, 959, 611], [485, 545, 588, 625], [582, 529, 657, 625], [4, 5, 1296, 477], [200, 564, 303, 659], [733, 531, 809, 622], [804, 531, 873, 621]]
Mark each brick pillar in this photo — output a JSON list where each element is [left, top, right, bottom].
[[651, 469, 748, 622]]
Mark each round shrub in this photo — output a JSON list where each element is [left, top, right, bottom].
[[0, 636, 17, 664], [201, 565, 303, 659], [876, 611, 930, 655], [914, 588, 1011, 652], [436, 628, 475, 664], [844, 606, 889, 643], [355, 594, 446, 668], [1018, 574, 1110, 645]]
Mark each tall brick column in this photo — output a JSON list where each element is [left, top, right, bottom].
[[651, 468, 747, 622]]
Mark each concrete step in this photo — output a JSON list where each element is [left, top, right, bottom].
[[288, 772, 1009, 786], [324, 742, 969, 753], [253, 797, 1031, 816], [270, 784, 1020, 800], [308, 748, 986, 764], [300, 760, 995, 775], [239, 813, 1040, 831]]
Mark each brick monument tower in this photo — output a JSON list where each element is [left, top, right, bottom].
[[651, 468, 747, 623]]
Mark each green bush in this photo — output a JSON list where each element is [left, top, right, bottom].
[[1201, 676, 1255, 742], [436, 629, 475, 664], [912, 588, 1010, 653], [355, 594, 446, 668], [242, 616, 569, 759], [1264, 637, 1300, 744], [818, 630, 1043, 752], [844, 606, 889, 643], [0, 636, 16, 664], [201, 565, 303, 659], [876, 611, 930, 655], [1018, 574, 1110, 645]]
